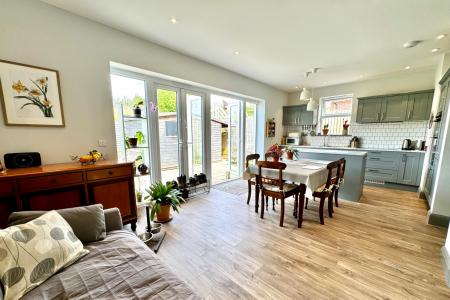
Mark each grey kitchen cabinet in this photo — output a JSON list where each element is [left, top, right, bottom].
[[282, 105, 314, 126], [397, 152, 424, 185], [406, 92, 433, 121], [364, 150, 424, 186], [356, 98, 382, 123], [380, 95, 408, 122], [356, 90, 433, 123]]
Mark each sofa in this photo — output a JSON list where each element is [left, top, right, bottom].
[[1, 207, 198, 300]]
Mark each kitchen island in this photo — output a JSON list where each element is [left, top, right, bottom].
[[283, 146, 367, 202]]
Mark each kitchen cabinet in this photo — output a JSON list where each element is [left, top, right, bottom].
[[381, 95, 408, 122], [282, 105, 314, 126], [356, 90, 433, 123], [406, 92, 432, 121], [356, 98, 382, 123], [397, 152, 424, 186]]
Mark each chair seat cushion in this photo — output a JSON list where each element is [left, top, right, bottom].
[[262, 183, 298, 193]]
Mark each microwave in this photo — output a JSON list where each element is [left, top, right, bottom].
[[286, 137, 301, 145]]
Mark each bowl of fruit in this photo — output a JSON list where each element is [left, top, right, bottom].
[[72, 150, 103, 165]]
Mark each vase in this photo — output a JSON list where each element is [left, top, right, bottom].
[[133, 107, 142, 118], [342, 128, 348, 136], [322, 128, 329, 136], [286, 152, 294, 160], [156, 204, 171, 222], [273, 154, 280, 162]]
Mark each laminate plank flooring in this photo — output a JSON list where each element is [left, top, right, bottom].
[[137, 182, 450, 299]]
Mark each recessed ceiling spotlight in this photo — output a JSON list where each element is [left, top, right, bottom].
[[234, 50, 240, 55], [437, 34, 447, 40], [403, 40, 422, 48], [431, 48, 440, 53], [405, 66, 411, 70], [295, 86, 299, 89], [170, 16, 177, 24]]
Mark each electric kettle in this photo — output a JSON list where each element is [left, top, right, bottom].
[[402, 139, 412, 150]]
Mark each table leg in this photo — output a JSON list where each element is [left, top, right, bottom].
[[298, 184, 306, 228], [260, 189, 265, 219], [255, 182, 260, 213]]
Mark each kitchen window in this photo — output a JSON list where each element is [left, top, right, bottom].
[[320, 94, 353, 135]]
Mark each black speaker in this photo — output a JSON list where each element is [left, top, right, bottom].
[[4, 152, 42, 169]]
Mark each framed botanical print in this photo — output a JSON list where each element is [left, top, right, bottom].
[[0, 60, 65, 126]]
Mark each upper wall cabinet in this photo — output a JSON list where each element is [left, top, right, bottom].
[[282, 105, 314, 126], [356, 90, 433, 123]]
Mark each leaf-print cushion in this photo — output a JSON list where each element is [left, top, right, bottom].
[[0, 211, 88, 300]]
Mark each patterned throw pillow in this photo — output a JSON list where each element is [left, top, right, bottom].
[[0, 211, 89, 300]]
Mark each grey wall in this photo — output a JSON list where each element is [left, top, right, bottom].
[[0, 0, 287, 164]]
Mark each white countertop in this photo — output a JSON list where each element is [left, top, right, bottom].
[[285, 145, 425, 154], [288, 146, 368, 157]]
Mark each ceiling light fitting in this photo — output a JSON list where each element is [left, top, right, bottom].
[[437, 34, 447, 40], [403, 40, 422, 48], [234, 51, 240, 55], [170, 17, 177, 24], [431, 48, 440, 53], [405, 66, 411, 70]]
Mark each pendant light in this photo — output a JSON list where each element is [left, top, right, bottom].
[[299, 88, 311, 101]]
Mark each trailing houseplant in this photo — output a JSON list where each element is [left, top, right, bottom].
[[144, 181, 185, 222]]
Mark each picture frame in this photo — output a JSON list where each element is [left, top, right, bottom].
[[0, 59, 65, 127]]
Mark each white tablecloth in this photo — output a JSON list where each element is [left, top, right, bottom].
[[243, 159, 330, 194]]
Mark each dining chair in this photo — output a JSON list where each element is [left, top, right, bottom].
[[334, 158, 346, 209], [257, 161, 300, 227], [305, 160, 340, 225], [264, 152, 278, 161], [245, 153, 260, 206]]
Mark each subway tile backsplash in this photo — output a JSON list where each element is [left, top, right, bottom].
[[288, 121, 428, 149]]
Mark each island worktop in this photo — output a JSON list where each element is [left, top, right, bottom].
[[281, 146, 367, 202]]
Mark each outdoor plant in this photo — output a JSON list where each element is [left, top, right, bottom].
[[12, 77, 53, 117], [144, 182, 185, 221]]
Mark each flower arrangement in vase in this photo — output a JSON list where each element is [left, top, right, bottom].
[[342, 120, 350, 136], [266, 144, 283, 161]]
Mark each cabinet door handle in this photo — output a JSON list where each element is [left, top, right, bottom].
[[408, 111, 412, 119], [368, 169, 379, 173], [369, 157, 380, 160]]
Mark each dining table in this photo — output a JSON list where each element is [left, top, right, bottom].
[[242, 158, 332, 227]]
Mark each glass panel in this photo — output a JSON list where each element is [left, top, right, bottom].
[[110, 74, 150, 169], [210, 94, 241, 185], [322, 97, 352, 116], [157, 88, 179, 183], [186, 93, 203, 176], [245, 102, 257, 157]]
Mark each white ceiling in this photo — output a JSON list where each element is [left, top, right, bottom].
[[41, 0, 450, 92]]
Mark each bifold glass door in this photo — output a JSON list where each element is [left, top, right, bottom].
[[154, 85, 205, 183]]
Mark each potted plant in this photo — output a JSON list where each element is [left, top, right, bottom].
[[284, 146, 297, 160], [133, 98, 144, 118], [145, 182, 185, 222], [266, 144, 283, 162], [342, 120, 350, 135], [126, 131, 145, 148], [135, 131, 145, 145], [322, 124, 329, 136]]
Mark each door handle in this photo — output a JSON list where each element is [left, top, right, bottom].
[[381, 113, 384, 120], [408, 111, 412, 120], [376, 113, 380, 121]]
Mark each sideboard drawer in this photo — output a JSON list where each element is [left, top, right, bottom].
[[86, 166, 132, 181], [0, 181, 14, 196], [19, 173, 84, 192]]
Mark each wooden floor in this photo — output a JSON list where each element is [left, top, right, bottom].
[[137, 182, 450, 299]]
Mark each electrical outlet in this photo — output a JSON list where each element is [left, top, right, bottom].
[[98, 139, 107, 147]]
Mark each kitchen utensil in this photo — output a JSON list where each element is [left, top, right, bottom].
[[402, 139, 412, 150]]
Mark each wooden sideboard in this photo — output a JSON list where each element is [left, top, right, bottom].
[[0, 160, 137, 230]]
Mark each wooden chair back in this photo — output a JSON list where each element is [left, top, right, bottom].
[[264, 152, 278, 161], [324, 160, 340, 191], [246, 153, 260, 168], [337, 158, 346, 184], [257, 161, 286, 190]]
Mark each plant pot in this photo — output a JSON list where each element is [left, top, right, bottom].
[[286, 152, 294, 160], [137, 163, 148, 175], [156, 204, 171, 222], [128, 137, 138, 148], [322, 128, 329, 136], [273, 154, 280, 162], [136, 194, 142, 202], [342, 128, 348, 136], [133, 107, 142, 118]]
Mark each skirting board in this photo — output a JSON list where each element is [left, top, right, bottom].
[[441, 247, 450, 287], [427, 211, 450, 227]]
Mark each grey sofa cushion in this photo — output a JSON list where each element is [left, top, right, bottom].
[[8, 204, 106, 243], [103, 207, 123, 231]]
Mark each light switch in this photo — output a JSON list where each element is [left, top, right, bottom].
[[98, 139, 107, 147]]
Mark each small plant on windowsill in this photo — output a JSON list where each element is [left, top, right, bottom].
[[322, 124, 329, 136], [342, 120, 350, 136]]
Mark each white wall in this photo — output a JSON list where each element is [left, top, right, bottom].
[[0, 0, 287, 164], [288, 69, 435, 121], [430, 52, 450, 217]]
